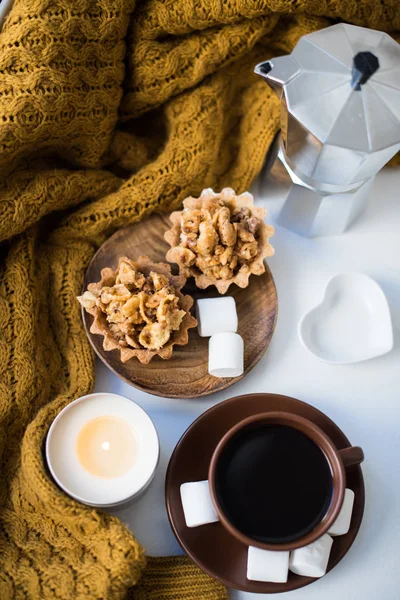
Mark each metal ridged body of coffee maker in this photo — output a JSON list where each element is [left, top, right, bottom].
[[255, 23, 400, 237]]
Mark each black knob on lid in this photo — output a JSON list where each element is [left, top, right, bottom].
[[351, 51, 380, 90], [257, 61, 272, 76]]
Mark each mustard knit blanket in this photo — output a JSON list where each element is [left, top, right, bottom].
[[0, 1, 398, 598]]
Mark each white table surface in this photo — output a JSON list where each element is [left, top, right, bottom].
[[95, 168, 400, 600]]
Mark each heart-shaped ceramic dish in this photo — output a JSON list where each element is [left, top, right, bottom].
[[298, 273, 393, 364]]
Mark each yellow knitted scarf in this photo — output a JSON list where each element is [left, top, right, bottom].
[[0, 1, 398, 598]]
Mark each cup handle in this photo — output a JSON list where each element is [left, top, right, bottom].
[[338, 446, 364, 468]]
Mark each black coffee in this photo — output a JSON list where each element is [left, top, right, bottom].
[[215, 425, 333, 544]]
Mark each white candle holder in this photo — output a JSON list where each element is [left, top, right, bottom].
[[46, 393, 159, 507]]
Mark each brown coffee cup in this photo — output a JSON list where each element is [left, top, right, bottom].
[[208, 411, 364, 551]]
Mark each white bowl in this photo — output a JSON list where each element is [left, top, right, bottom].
[[46, 393, 159, 506], [298, 273, 393, 364]]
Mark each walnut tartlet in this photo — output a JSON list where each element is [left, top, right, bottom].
[[78, 256, 197, 364], [165, 188, 274, 294]]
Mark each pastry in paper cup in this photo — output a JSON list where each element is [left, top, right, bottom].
[[165, 188, 274, 294], [77, 256, 197, 364]]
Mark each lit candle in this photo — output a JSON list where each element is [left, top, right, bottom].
[[76, 416, 139, 478], [46, 393, 159, 506]]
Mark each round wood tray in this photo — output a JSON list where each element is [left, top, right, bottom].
[[83, 213, 278, 399]]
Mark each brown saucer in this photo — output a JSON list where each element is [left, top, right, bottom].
[[83, 214, 278, 399], [165, 393, 365, 593]]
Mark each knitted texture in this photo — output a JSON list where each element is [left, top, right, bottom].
[[0, 1, 398, 599]]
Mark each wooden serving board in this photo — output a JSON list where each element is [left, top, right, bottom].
[[83, 213, 278, 399]]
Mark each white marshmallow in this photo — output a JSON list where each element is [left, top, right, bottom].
[[247, 547, 289, 583], [328, 488, 355, 536], [289, 534, 333, 578], [196, 297, 238, 337], [208, 332, 244, 378], [180, 480, 219, 528]]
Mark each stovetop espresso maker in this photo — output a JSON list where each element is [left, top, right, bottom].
[[255, 23, 400, 237]]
